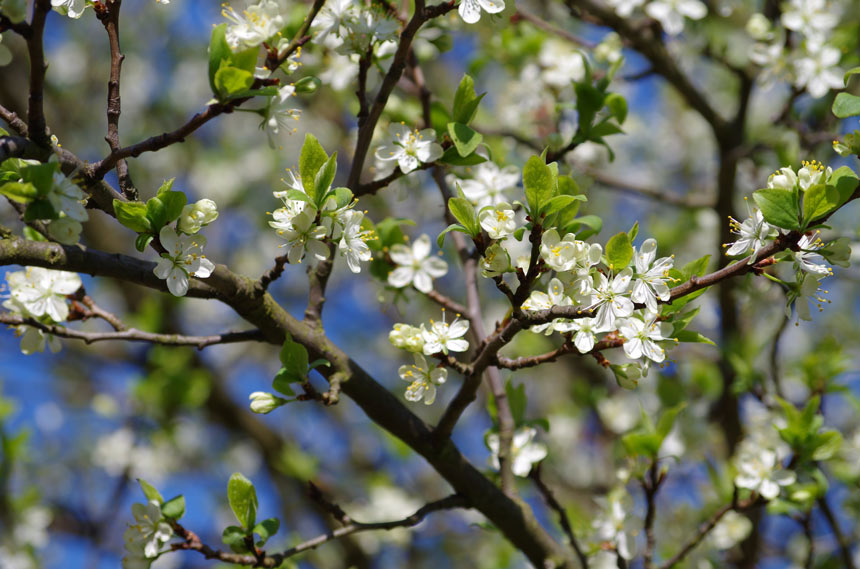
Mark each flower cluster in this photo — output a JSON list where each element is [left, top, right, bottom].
[[390, 311, 468, 402], [222, 0, 285, 50], [747, 0, 844, 98], [312, 0, 398, 54], [269, 169, 373, 273], [3, 267, 81, 354], [606, 0, 706, 35]]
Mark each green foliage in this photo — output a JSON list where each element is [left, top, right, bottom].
[[227, 472, 258, 530], [622, 403, 686, 459], [832, 92, 860, 118], [523, 155, 556, 217], [753, 188, 800, 230], [452, 74, 485, 124], [447, 122, 483, 158], [162, 495, 186, 520], [605, 232, 633, 269], [299, 134, 330, 204], [137, 479, 164, 504], [777, 397, 842, 462]]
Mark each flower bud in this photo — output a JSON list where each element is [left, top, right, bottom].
[[480, 243, 510, 278], [294, 76, 321, 94], [249, 392, 285, 414], [745, 13, 771, 41], [389, 324, 425, 353], [178, 199, 219, 234]]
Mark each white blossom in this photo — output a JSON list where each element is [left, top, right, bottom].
[[521, 278, 574, 335], [123, 501, 173, 560], [710, 511, 753, 550], [725, 207, 774, 262], [794, 43, 844, 99], [457, 0, 504, 25], [605, 0, 644, 17], [631, 238, 673, 313], [480, 242, 511, 277], [48, 172, 88, 222], [450, 162, 520, 208], [421, 312, 469, 355], [338, 210, 373, 273], [780, 0, 838, 42], [375, 123, 442, 174], [540, 229, 580, 272], [47, 217, 82, 245], [4, 267, 81, 322], [51, 0, 86, 18], [734, 448, 796, 499], [793, 232, 832, 276], [592, 494, 636, 560], [645, 0, 707, 36], [389, 323, 425, 353], [787, 272, 829, 321], [588, 268, 634, 331], [312, 0, 357, 42], [336, 9, 399, 54], [617, 314, 673, 363], [222, 0, 285, 50], [538, 39, 585, 87], [153, 226, 215, 297], [568, 317, 605, 353], [478, 202, 516, 240], [487, 426, 547, 477], [262, 85, 301, 147], [388, 234, 448, 293], [399, 353, 447, 405], [273, 209, 329, 265]]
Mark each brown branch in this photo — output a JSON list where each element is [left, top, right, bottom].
[[642, 461, 663, 569], [354, 162, 433, 197], [0, 135, 46, 162], [258, 254, 289, 292], [0, 13, 31, 37], [0, 104, 29, 136], [817, 496, 857, 569], [304, 242, 336, 326], [97, 0, 136, 199], [345, 1, 456, 190], [425, 289, 469, 316], [173, 495, 468, 567], [26, 0, 51, 146], [0, 314, 265, 349], [529, 466, 589, 568]]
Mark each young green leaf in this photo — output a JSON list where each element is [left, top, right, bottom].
[[23, 200, 56, 221], [452, 74, 485, 124], [447, 122, 483, 157], [162, 495, 186, 520], [135, 233, 155, 252], [801, 183, 839, 227], [439, 146, 487, 166], [605, 232, 633, 269], [752, 188, 800, 230], [137, 479, 164, 504], [222, 525, 251, 553], [158, 191, 188, 224], [208, 24, 231, 95], [299, 134, 329, 198], [272, 368, 297, 397], [146, 196, 169, 229], [505, 379, 526, 426], [227, 472, 258, 530], [253, 518, 280, 547], [437, 223, 471, 248], [280, 337, 309, 380], [448, 196, 478, 235], [313, 153, 338, 204], [114, 200, 152, 233], [832, 92, 860, 118], [157, 178, 176, 195], [214, 65, 254, 99], [0, 181, 38, 203], [523, 155, 555, 216]]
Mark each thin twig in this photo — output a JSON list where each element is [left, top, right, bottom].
[[0, 314, 265, 349], [529, 466, 589, 568], [514, 8, 594, 48], [0, 104, 29, 136], [816, 496, 857, 569], [97, 0, 136, 199], [26, 0, 51, 146]]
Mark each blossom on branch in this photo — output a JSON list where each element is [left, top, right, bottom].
[[487, 426, 547, 477], [399, 353, 447, 405], [153, 226, 215, 297], [375, 124, 443, 174], [387, 234, 448, 293], [458, 0, 505, 25], [222, 0, 286, 50]]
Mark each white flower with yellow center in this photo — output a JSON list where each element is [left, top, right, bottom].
[[421, 312, 469, 355], [725, 207, 774, 262], [589, 269, 634, 331], [51, 0, 86, 18], [5, 267, 81, 322], [274, 209, 329, 265], [123, 500, 173, 560], [631, 238, 673, 313], [48, 172, 88, 222], [539, 229, 579, 272], [645, 0, 706, 36], [478, 202, 516, 240], [796, 159, 831, 191], [522, 278, 574, 335], [617, 314, 673, 363], [568, 317, 606, 353], [262, 85, 301, 147], [375, 123, 443, 174], [734, 448, 796, 499], [153, 226, 215, 297], [222, 0, 286, 50], [480, 242, 511, 278], [793, 232, 831, 276], [450, 162, 520, 208], [338, 210, 373, 273], [178, 199, 218, 234], [399, 353, 447, 405], [388, 234, 448, 293]]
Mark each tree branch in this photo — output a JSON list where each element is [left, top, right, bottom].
[[26, 0, 51, 146], [530, 466, 589, 568]]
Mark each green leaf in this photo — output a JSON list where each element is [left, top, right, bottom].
[[227, 472, 258, 530], [563, 214, 602, 240], [299, 134, 329, 199], [230, 46, 259, 75], [222, 525, 251, 553], [208, 24, 231, 95], [680, 254, 710, 279], [0, 181, 38, 202], [541, 194, 586, 216], [137, 479, 163, 504], [328, 187, 353, 209], [829, 166, 859, 208], [114, 200, 152, 232], [437, 223, 470, 248], [157, 178, 175, 195], [627, 221, 639, 242], [452, 75, 485, 124], [447, 122, 483, 158], [674, 330, 715, 345], [308, 358, 331, 371], [439, 146, 486, 166], [605, 232, 633, 269], [313, 153, 338, 204], [293, 76, 321, 94], [604, 93, 627, 124], [574, 81, 605, 132], [832, 92, 860, 118], [844, 66, 860, 85], [656, 403, 686, 440], [24, 199, 56, 221], [214, 64, 254, 99], [280, 337, 309, 379], [285, 189, 313, 204], [135, 233, 155, 252], [253, 518, 280, 546], [162, 495, 186, 520], [670, 306, 700, 335], [146, 196, 169, 230], [752, 188, 800, 230], [158, 191, 188, 224], [523, 155, 555, 216], [589, 120, 624, 138], [448, 196, 477, 235], [272, 368, 297, 397], [802, 183, 839, 227]]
